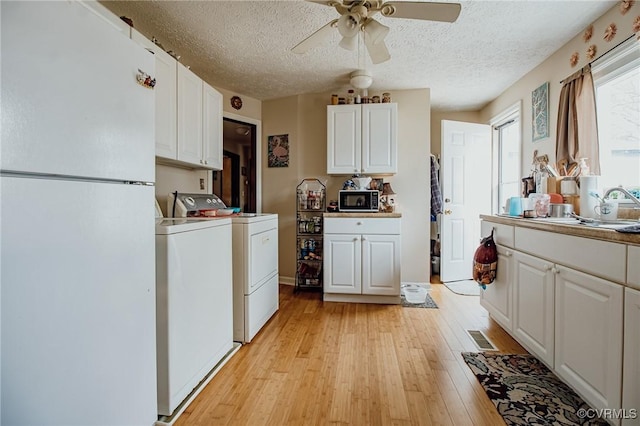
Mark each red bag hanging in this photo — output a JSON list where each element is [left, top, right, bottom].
[[473, 230, 498, 289]]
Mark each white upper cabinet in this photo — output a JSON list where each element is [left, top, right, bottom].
[[130, 31, 222, 170], [131, 29, 177, 161], [327, 103, 397, 175], [177, 63, 204, 166], [202, 82, 223, 170]]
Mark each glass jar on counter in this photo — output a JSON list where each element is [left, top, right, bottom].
[[346, 89, 355, 104]]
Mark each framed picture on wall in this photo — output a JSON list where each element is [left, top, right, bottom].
[[532, 82, 549, 142], [267, 134, 289, 167]]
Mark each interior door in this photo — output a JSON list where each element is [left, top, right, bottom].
[[440, 120, 491, 282]]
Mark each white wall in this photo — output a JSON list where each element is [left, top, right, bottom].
[[479, 3, 637, 176], [263, 89, 432, 284]]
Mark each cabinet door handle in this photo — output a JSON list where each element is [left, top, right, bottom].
[[552, 267, 559, 274], [353, 237, 359, 241], [357, 221, 362, 225], [504, 251, 511, 257], [204, 160, 209, 165], [445, 198, 451, 203], [362, 236, 367, 241], [544, 264, 552, 271]]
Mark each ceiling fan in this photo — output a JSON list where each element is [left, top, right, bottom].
[[292, 0, 462, 64]]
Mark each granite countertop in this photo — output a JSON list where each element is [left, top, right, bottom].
[[481, 214, 640, 245], [323, 212, 402, 218]]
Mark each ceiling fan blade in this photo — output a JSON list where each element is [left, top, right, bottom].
[[381, 2, 461, 23], [307, 0, 350, 15], [364, 35, 390, 64], [291, 19, 338, 54]]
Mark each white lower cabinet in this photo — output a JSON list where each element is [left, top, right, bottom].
[[623, 287, 640, 426], [512, 250, 555, 367], [480, 244, 514, 331], [323, 217, 401, 303], [555, 265, 623, 416], [479, 219, 635, 425]]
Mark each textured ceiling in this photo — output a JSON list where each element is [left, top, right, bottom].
[[100, 0, 616, 111]]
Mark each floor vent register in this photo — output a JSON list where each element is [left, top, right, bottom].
[[466, 330, 498, 351]]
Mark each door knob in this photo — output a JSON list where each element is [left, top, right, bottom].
[[444, 209, 452, 215]]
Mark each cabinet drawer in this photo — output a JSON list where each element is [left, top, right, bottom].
[[324, 217, 400, 235], [628, 245, 640, 289], [481, 221, 514, 248], [515, 227, 626, 283]]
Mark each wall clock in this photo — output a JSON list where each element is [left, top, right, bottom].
[[231, 96, 243, 110]]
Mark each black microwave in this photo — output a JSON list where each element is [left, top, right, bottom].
[[338, 190, 379, 212]]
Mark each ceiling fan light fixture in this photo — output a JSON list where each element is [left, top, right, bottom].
[[235, 126, 250, 136], [339, 34, 358, 51], [350, 69, 373, 89], [337, 13, 360, 38], [363, 19, 389, 45]]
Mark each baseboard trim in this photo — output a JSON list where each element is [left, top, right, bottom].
[[279, 276, 295, 286]]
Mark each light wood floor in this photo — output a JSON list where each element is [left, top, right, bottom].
[[175, 283, 527, 426]]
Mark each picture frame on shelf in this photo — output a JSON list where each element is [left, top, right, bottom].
[[370, 178, 384, 191]]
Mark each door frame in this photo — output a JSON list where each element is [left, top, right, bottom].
[[223, 112, 262, 213]]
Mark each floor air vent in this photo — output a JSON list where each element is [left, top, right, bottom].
[[466, 330, 497, 351]]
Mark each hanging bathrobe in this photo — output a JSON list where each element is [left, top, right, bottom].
[[430, 155, 443, 215]]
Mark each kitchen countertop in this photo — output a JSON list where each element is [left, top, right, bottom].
[[481, 214, 640, 245], [323, 212, 402, 218]]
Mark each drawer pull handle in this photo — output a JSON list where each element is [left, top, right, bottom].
[[504, 251, 511, 257], [357, 221, 362, 225]]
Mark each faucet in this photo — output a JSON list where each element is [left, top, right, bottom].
[[603, 186, 640, 209]]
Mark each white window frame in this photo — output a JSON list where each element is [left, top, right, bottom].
[[592, 36, 640, 203], [490, 101, 522, 214]]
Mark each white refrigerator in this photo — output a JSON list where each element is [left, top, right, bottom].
[[1, 2, 157, 425]]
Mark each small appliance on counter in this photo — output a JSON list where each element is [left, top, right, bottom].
[[338, 189, 380, 212]]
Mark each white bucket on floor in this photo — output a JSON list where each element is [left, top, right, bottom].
[[401, 284, 428, 304]]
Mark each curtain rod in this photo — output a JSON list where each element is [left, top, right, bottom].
[[559, 34, 636, 84]]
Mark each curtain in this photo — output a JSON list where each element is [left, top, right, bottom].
[[555, 64, 600, 175]]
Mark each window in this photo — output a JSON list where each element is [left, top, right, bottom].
[[592, 36, 640, 198], [491, 104, 521, 213]]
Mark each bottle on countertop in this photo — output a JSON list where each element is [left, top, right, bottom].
[[347, 89, 355, 104]]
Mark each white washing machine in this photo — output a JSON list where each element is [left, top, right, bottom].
[[165, 193, 280, 344], [155, 217, 233, 417], [231, 213, 279, 343]]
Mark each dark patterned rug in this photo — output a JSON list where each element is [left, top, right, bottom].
[[400, 293, 438, 308], [462, 352, 608, 425]]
